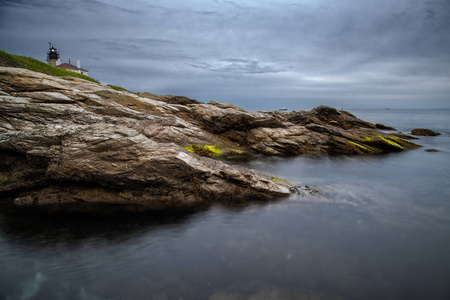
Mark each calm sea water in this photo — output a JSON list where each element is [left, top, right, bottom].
[[1, 109, 449, 300]]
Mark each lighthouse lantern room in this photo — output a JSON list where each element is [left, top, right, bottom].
[[46, 43, 61, 66]]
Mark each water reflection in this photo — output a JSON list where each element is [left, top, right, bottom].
[[0, 209, 203, 247], [2, 194, 450, 300]]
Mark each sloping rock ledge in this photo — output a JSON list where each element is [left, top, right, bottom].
[[0, 67, 420, 210]]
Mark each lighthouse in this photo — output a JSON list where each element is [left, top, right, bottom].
[[46, 42, 61, 66], [46, 43, 89, 76]]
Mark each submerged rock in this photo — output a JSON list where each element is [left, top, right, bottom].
[[411, 128, 440, 136], [0, 67, 420, 210]]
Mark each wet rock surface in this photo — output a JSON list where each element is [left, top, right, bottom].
[[0, 67, 420, 210]]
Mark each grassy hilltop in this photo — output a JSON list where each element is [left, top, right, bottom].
[[0, 49, 99, 83]]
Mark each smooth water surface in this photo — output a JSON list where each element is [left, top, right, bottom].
[[1, 109, 449, 300]]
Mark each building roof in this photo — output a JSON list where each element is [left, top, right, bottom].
[[57, 63, 88, 72]]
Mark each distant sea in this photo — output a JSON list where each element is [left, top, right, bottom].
[[1, 109, 449, 300]]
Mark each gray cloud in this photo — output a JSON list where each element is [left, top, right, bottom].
[[188, 58, 281, 74], [1, 0, 449, 109]]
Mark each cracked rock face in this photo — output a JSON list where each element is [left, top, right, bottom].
[[0, 67, 419, 210]]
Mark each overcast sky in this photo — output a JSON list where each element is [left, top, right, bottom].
[[1, 0, 449, 110]]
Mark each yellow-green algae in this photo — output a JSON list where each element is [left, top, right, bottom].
[[203, 145, 222, 155], [386, 135, 420, 149], [386, 136, 407, 143], [183, 144, 222, 157], [376, 135, 404, 149], [349, 141, 370, 151], [229, 148, 243, 154], [362, 135, 405, 150], [387, 135, 401, 141], [272, 177, 289, 185]]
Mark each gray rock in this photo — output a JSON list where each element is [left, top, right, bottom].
[[0, 67, 421, 210], [0, 67, 290, 209]]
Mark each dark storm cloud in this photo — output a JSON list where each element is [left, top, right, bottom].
[[1, 0, 449, 109], [0, 0, 141, 14]]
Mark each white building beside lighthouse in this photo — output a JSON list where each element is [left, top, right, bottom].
[[46, 43, 89, 76]]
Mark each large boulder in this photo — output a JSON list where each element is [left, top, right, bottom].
[[411, 128, 440, 136]]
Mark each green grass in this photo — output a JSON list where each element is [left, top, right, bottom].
[[107, 84, 129, 92], [0, 49, 99, 83]]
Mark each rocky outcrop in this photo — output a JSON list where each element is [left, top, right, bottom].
[[411, 128, 440, 136], [375, 123, 396, 130], [0, 67, 420, 210], [137, 92, 201, 105]]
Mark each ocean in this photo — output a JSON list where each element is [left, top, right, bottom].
[[1, 109, 449, 300]]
